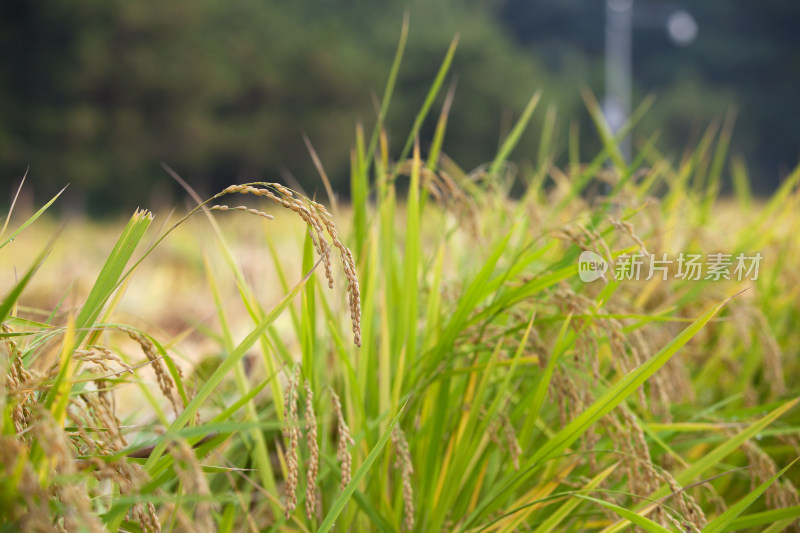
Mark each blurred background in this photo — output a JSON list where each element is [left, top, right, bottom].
[[1, 0, 798, 215]]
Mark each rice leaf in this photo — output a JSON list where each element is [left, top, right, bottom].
[[573, 494, 673, 533], [703, 458, 798, 533], [317, 401, 407, 533]]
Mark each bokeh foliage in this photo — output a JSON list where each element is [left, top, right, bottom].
[[1, 0, 553, 212], [1, 0, 798, 212]]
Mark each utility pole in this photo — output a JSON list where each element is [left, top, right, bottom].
[[605, 0, 634, 162], [604, 0, 697, 163]]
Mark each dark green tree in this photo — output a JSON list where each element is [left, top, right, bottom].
[[0, 0, 551, 212]]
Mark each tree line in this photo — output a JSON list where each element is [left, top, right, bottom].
[[1, 0, 796, 213]]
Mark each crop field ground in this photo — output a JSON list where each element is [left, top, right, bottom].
[[2, 27, 800, 533]]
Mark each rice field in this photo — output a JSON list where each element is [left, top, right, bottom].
[[2, 29, 800, 532]]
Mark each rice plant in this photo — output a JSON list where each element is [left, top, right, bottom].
[[2, 21, 800, 532]]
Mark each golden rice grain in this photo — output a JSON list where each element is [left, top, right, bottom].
[[331, 390, 354, 490], [392, 426, 415, 531], [282, 367, 300, 518], [212, 183, 362, 346], [304, 379, 319, 521]]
